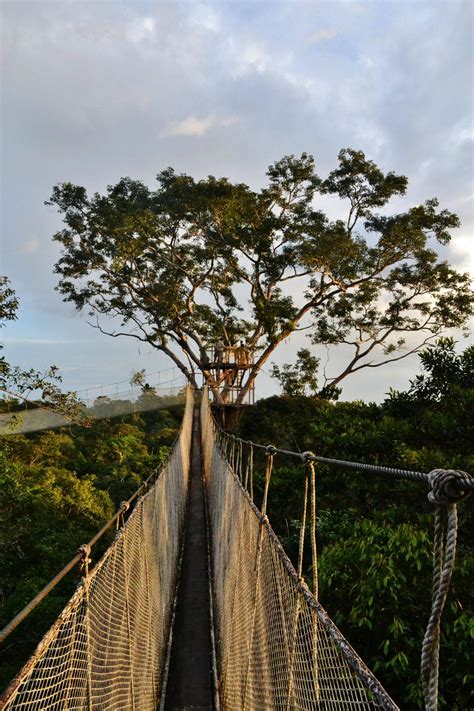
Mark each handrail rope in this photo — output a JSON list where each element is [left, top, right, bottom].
[[216, 428, 474, 493], [74, 366, 179, 394], [308, 455, 320, 700], [0, 394, 191, 645]]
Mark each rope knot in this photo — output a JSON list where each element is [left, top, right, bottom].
[[77, 543, 91, 562], [266, 444, 277, 456], [428, 469, 471, 505], [77, 544, 91, 577], [119, 501, 130, 513], [301, 451, 315, 463]]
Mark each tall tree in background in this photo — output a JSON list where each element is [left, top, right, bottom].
[[49, 149, 473, 404]]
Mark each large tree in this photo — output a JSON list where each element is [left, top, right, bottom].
[[48, 149, 473, 404]]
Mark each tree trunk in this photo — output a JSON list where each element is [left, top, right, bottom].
[[211, 404, 242, 432]]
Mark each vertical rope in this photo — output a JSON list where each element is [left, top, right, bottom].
[[308, 458, 320, 700], [297, 474, 309, 580], [249, 445, 254, 501], [261, 446, 276, 517], [239, 439, 244, 483], [235, 438, 243, 483], [308, 460, 318, 600], [78, 545, 93, 711], [243, 443, 251, 492], [421, 504, 457, 711], [229, 435, 234, 472], [421, 469, 471, 711]]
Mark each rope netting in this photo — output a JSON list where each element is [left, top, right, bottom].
[[2, 387, 194, 710], [200, 392, 399, 711]]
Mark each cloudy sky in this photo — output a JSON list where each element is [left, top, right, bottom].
[[1, 0, 473, 402]]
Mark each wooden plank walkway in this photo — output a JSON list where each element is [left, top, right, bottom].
[[163, 407, 214, 711]]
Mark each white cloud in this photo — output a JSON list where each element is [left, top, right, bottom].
[[239, 43, 271, 74], [450, 234, 474, 275], [307, 28, 338, 44], [161, 113, 238, 137], [127, 16, 156, 44], [17, 238, 40, 256], [190, 5, 220, 32]]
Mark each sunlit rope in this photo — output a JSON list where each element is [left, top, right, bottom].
[[421, 469, 472, 711]]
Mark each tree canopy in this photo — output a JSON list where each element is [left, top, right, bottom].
[[48, 149, 473, 404], [270, 348, 322, 398]]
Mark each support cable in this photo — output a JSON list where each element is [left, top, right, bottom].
[[215, 427, 474, 493]]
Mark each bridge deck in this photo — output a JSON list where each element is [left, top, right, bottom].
[[163, 407, 214, 711]]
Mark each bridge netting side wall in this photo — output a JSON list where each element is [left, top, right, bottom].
[[201, 393, 399, 711], [3, 387, 194, 711]]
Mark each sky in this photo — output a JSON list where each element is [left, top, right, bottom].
[[1, 0, 473, 403]]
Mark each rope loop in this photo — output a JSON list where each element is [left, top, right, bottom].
[[428, 469, 472, 505], [266, 444, 277, 456], [301, 450, 315, 463], [120, 500, 131, 512]]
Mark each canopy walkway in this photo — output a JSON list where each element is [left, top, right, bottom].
[[1, 388, 472, 710]]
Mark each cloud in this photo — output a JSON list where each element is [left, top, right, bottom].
[[190, 5, 220, 32], [450, 235, 474, 275], [127, 16, 156, 44], [307, 29, 338, 44], [161, 113, 239, 137], [17, 238, 40, 256]]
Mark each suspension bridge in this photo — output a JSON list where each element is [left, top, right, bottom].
[[1, 387, 472, 710]]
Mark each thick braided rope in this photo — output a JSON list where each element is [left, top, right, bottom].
[[214, 425, 474, 493], [421, 469, 472, 711]]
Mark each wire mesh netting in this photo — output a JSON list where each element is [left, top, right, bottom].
[[0, 385, 186, 435], [200, 393, 399, 711], [2, 388, 194, 710]]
